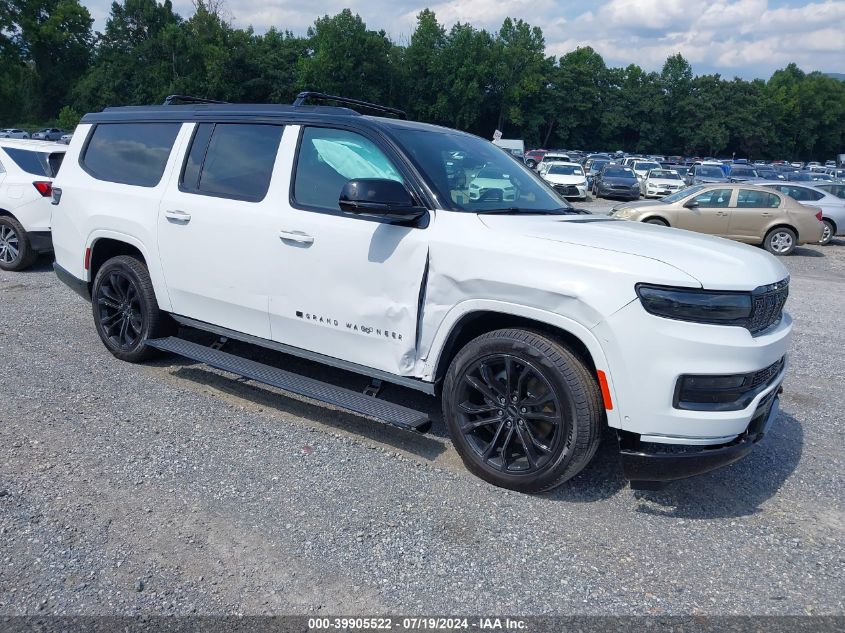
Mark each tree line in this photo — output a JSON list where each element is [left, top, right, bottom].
[[2, 0, 844, 160]]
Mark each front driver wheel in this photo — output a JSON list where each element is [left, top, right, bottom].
[[92, 255, 172, 362], [443, 329, 603, 493]]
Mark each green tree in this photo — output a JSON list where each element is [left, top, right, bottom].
[[5, 0, 93, 119], [297, 9, 394, 103]]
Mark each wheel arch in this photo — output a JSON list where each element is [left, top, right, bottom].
[[426, 304, 619, 426], [763, 222, 800, 243], [640, 215, 669, 226], [86, 232, 172, 311], [0, 208, 18, 220]]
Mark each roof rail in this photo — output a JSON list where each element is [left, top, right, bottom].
[[163, 95, 229, 106], [292, 92, 406, 119]]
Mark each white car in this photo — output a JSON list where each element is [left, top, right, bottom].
[[760, 181, 845, 245], [0, 128, 30, 139], [50, 94, 791, 493], [643, 168, 686, 198], [468, 166, 517, 202], [631, 160, 662, 188], [0, 139, 66, 270], [540, 161, 588, 200], [59, 133, 73, 145]]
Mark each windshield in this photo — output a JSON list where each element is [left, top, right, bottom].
[[634, 162, 660, 171], [548, 165, 583, 176], [393, 129, 572, 213], [587, 159, 609, 172], [698, 166, 724, 178], [663, 185, 702, 203], [649, 170, 680, 180], [604, 167, 635, 178]]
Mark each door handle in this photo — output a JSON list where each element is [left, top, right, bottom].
[[165, 209, 192, 223], [761, 212, 772, 217], [278, 230, 314, 245]]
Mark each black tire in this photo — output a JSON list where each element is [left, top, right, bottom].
[[819, 219, 834, 246], [0, 216, 37, 271], [763, 227, 797, 256], [442, 329, 603, 493], [645, 217, 669, 226], [526, 159, 536, 169], [91, 255, 173, 362]]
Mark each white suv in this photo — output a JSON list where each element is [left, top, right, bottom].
[[0, 139, 66, 270], [50, 94, 792, 493]]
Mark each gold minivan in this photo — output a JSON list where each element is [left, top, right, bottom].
[[610, 183, 824, 255]]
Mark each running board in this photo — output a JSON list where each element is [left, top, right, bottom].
[[146, 337, 431, 432]]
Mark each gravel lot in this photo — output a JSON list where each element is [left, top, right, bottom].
[[1, 227, 843, 617]]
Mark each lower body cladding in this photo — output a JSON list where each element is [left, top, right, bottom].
[[593, 299, 791, 487]]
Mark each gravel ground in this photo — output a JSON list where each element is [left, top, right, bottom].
[[1, 235, 843, 617]]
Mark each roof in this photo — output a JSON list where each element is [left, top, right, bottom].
[[79, 103, 472, 139], [0, 139, 67, 151]]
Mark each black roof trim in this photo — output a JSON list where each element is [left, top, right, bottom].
[[293, 92, 407, 119], [163, 95, 228, 106]]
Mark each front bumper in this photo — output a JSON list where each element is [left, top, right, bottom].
[[620, 387, 781, 487], [552, 183, 587, 199]]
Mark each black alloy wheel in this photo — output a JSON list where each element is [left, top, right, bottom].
[[95, 269, 144, 351], [456, 354, 565, 474]]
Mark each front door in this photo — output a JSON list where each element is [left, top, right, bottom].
[[676, 188, 734, 236], [268, 125, 431, 376], [157, 122, 287, 339]]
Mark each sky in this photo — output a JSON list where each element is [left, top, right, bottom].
[[83, 0, 845, 79]]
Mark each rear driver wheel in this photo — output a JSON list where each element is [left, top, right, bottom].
[[443, 329, 603, 493], [92, 255, 173, 362]]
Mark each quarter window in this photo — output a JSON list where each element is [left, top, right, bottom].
[[82, 123, 181, 187], [293, 127, 404, 212], [737, 190, 780, 208], [180, 123, 283, 201]]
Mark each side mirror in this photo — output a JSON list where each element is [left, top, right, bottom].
[[339, 179, 427, 222], [684, 200, 700, 209]]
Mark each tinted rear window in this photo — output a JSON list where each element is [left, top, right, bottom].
[[82, 123, 181, 187], [180, 123, 283, 201], [2, 147, 64, 177]]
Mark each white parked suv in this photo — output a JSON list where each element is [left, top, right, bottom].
[[0, 139, 66, 270], [50, 94, 792, 493]]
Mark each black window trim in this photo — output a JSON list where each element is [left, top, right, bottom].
[[177, 121, 285, 204], [79, 122, 182, 188], [288, 122, 431, 227]]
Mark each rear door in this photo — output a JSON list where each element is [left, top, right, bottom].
[[157, 121, 286, 339], [727, 189, 782, 241], [675, 187, 733, 235]]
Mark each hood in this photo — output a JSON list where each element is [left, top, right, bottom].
[[694, 177, 729, 184], [611, 199, 663, 212], [478, 215, 788, 291], [647, 178, 683, 185], [602, 176, 638, 185], [545, 174, 586, 185]]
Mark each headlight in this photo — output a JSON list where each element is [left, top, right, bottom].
[[636, 284, 752, 325]]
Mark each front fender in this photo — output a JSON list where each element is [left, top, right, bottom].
[[419, 299, 622, 429]]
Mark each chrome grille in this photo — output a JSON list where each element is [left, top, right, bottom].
[[747, 280, 789, 335]]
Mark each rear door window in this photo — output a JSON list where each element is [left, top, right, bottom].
[[737, 190, 780, 208], [179, 123, 284, 202], [82, 123, 181, 187]]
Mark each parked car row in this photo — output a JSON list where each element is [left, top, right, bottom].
[[0, 128, 72, 144]]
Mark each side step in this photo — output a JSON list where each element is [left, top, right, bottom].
[[146, 337, 431, 432]]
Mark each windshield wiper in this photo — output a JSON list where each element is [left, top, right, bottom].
[[475, 207, 578, 215]]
